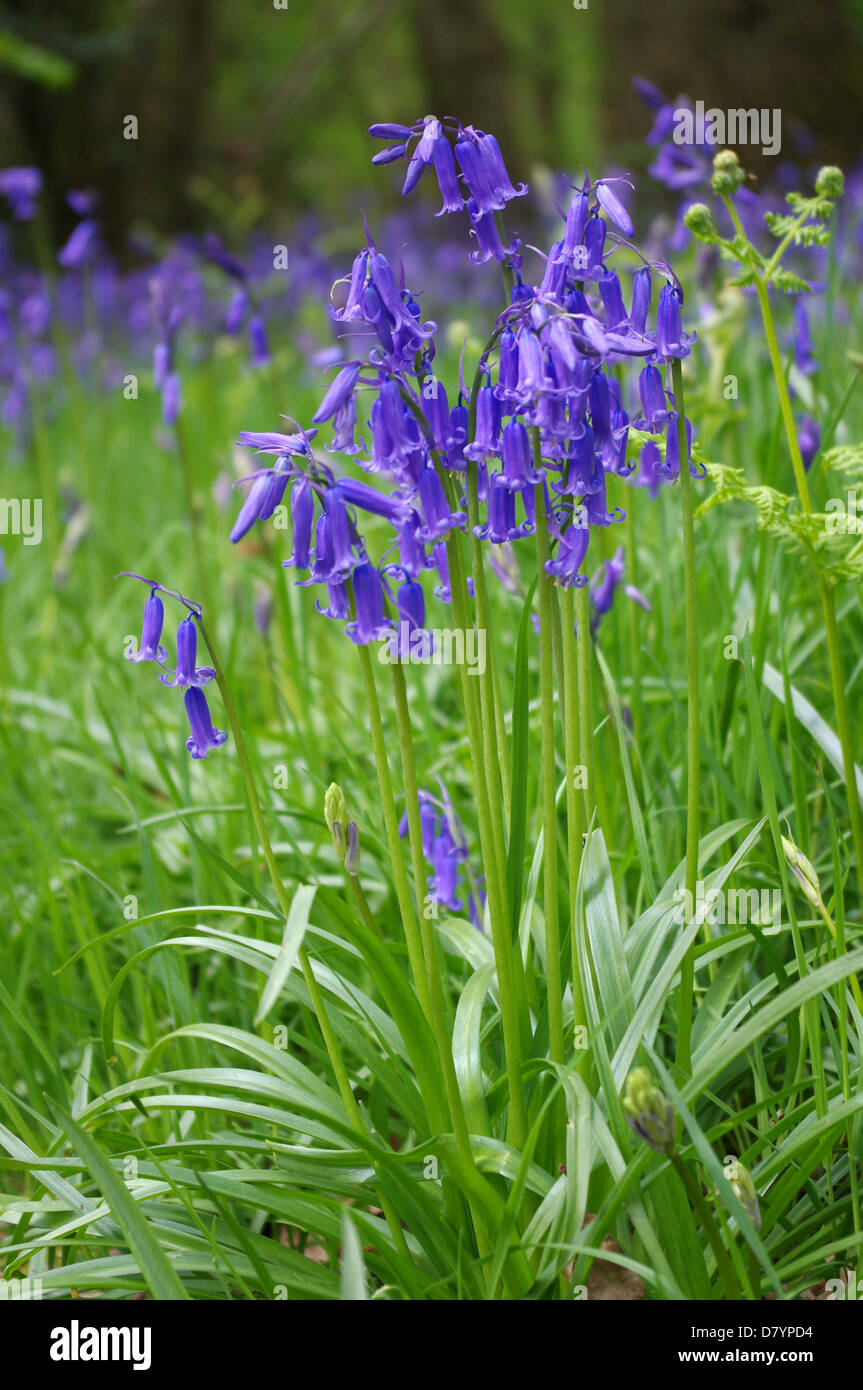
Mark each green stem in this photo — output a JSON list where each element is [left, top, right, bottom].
[[747, 258, 863, 894], [561, 586, 589, 1066], [575, 583, 595, 827], [671, 356, 701, 1080], [817, 900, 863, 1014], [174, 419, 210, 614], [347, 872, 382, 939], [669, 1151, 741, 1300], [356, 644, 434, 1028], [466, 463, 512, 818], [197, 617, 408, 1258], [390, 661, 476, 1156], [443, 527, 528, 1149], [534, 486, 564, 1070]]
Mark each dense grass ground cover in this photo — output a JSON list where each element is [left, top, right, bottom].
[[2, 122, 863, 1303]]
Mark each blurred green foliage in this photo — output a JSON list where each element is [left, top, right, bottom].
[[2, 0, 863, 244]]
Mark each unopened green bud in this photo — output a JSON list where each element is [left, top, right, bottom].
[[325, 783, 350, 863], [711, 149, 745, 196], [324, 784, 360, 872], [723, 1157, 761, 1230], [622, 1067, 675, 1153], [781, 835, 821, 907], [324, 783, 348, 835], [815, 165, 844, 200], [683, 202, 718, 242]]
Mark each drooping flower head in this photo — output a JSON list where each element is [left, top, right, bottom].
[[184, 687, 228, 761], [118, 573, 228, 763]]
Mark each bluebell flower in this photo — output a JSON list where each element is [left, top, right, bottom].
[[649, 141, 707, 191], [431, 820, 464, 912], [230, 471, 278, 543], [396, 578, 426, 634], [416, 465, 466, 541], [248, 314, 270, 367], [798, 415, 820, 470], [0, 167, 42, 220], [420, 378, 451, 452], [653, 283, 696, 361], [545, 513, 589, 586], [587, 545, 651, 635], [433, 138, 464, 214], [475, 132, 527, 208], [793, 299, 818, 376], [336, 476, 412, 526], [20, 292, 51, 337], [372, 142, 409, 167], [583, 213, 607, 277], [391, 512, 428, 579], [637, 364, 670, 428], [327, 395, 362, 455], [257, 460, 292, 522], [475, 483, 533, 543], [584, 467, 624, 526], [402, 117, 442, 195], [628, 439, 666, 499], [630, 268, 652, 335], [302, 513, 336, 584], [432, 540, 453, 602], [591, 546, 625, 620], [330, 250, 370, 326], [184, 687, 228, 761], [390, 578, 429, 659], [596, 269, 628, 329], [495, 419, 543, 491], [456, 131, 526, 216], [345, 562, 393, 645], [285, 478, 315, 568], [162, 371, 181, 426], [236, 429, 316, 458], [204, 231, 247, 281], [368, 252, 434, 349], [153, 341, 170, 390], [126, 589, 168, 664], [369, 122, 414, 141], [662, 410, 697, 480], [323, 486, 359, 574], [553, 189, 589, 273], [226, 288, 250, 334], [465, 383, 502, 460], [467, 203, 518, 266], [398, 788, 478, 918], [515, 330, 546, 402], [160, 614, 216, 688], [313, 363, 360, 424], [58, 220, 100, 269], [554, 425, 596, 497], [594, 179, 634, 237], [316, 579, 350, 619]]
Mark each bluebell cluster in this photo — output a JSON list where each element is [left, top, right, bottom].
[[229, 114, 703, 647]]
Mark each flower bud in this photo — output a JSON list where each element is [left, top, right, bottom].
[[815, 165, 844, 200], [723, 1157, 761, 1230], [711, 149, 745, 196], [345, 821, 360, 876], [324, 783, 349, 837], [683, 202, 718, 243], [781, 834, 821, 907], [324, 783, 360, 873], [622, 1068, 675, 1153]]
